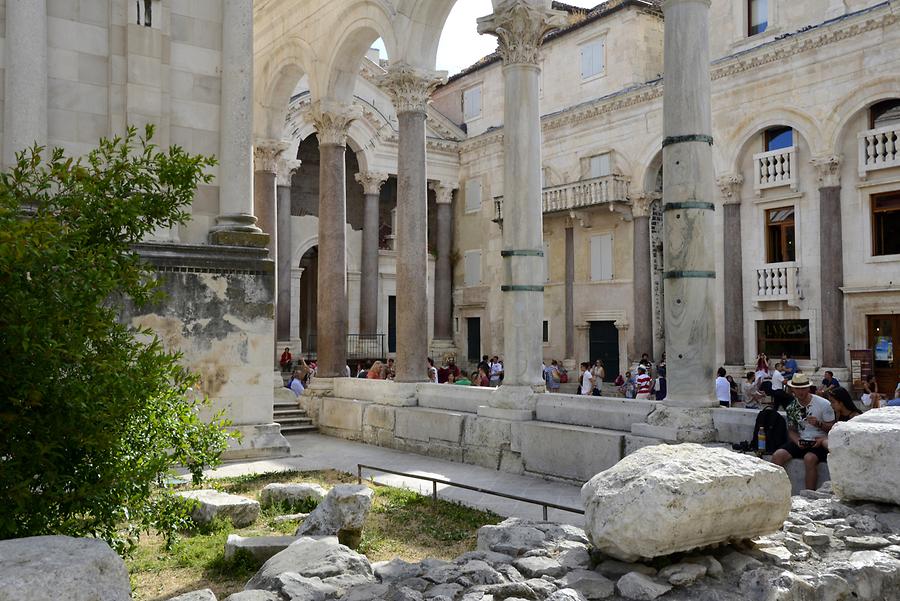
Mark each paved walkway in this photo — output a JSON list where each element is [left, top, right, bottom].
[[206, 434, 584, 526]]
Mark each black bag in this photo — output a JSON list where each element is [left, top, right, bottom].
[[750, 407, 788, 454]]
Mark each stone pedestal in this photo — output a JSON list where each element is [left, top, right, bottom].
[[355, 172, 389, 336], [813, 156, 845, 368], [632, 196, 654, 361]]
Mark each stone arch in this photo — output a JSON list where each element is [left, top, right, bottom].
[[255, 35, 318, 140], [824, 75, 900, 154], [293, 234, 319, 268], [722, 107, 824, 176], [635, 142, 664, 195], [392, 0, 457, 69]]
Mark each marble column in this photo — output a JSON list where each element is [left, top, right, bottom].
[[812, 155, 845, 368], [379, 64, 446, 383], [276, 157, 301, 343], [718, 174, 745, 366], [478, 1, 567, 406], [290, 267, 303, 342], [632, 194, 654, 361], [3, 0, 48, 168], [211, 0, 265, 244], [355, 171, 389, 336], [254, 140, 289, 260], [311, 102, 359, 377], [564, 225, 575, 361], [431, 181, 457, 342]]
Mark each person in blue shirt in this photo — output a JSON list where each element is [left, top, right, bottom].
[[782, 353, 798, 378], [820, 370, 840, 394]]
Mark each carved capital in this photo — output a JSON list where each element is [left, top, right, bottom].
[[276, 157, 302, 187], [355, 171, 389, 196], [378, 63, 447, 115], [811, 155, 843, 188], [254, 139, 290, 173], [430, 180, 458, 205], [310, 101, 361, 146], [631, 192, 658, 218], [477, 1, 568, 66], [716, 173, 745, 204]]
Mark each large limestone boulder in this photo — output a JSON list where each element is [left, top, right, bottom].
[[0, 535, 131, 601], [177, 489, 260, 528], [829, 408, 900, 505], [581, 444, 790, 561], [260, 482, 327, 509], [295, 484, 373, 537]]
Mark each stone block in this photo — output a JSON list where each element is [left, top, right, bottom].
[[394, 407, 466, 444], [784, 459, 830, 495], [0, 536, 131, 601], [259, 483, 327, 509], [296, 485, 374, 536], [581, 444, 791, 561], [393, 437, 464, 463], [332, 378, 418, 406], [364, 404, 396, 430], [712, 407, 760, 444], [224, 535, 298, 563], [829, 408, 900, 505], [177, 489, 260, 528], [418, 384, 492, 413], [463, 445, 502, 470], [224, 424, 290, 461], [463, 417, 512, 448], [520, 422, 624, 481], [167, 590, 217, 601], [319, 397, 369, 436], [535, 394, 657, 432], [623, 434, 666, 456]]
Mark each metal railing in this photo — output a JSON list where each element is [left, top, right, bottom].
[[357, 463, 584, 521], [347, 334, 386, 359]]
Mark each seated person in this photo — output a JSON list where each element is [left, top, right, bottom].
[[279, 347, 293, 372], [741, 371, 766, 409], [771, 373, 835, 490], [288, 369, 305, 396], [861, 374, 881, 408], [822, 386, 860, 450], [820, 370, 840, 394]]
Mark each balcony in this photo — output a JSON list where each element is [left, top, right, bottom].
[[754, 146, 797, 194], [754, 262, 802, 307], [858, 124, 900, 177], [542, 174, 629, 213]]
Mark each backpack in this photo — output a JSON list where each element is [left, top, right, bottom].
[[750, 407, 788, 454], [559, 368, 569, 383]]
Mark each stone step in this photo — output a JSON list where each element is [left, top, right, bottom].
[[280, 424, 318, 434], [276, 416, 313, 426], [274, 409, 309, 419]]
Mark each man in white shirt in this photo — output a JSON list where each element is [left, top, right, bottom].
[[489, 356, 503, 387], [580, 362, 594, 396], [772, 373, 836, 490], [288, 369, 305, 397], [771, 363, 785, 391], [715, 367, 731, 407]]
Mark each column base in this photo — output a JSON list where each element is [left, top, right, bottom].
[[631, 404, 717, 443], [488, 384, 542, 412], [476, 405, 534, 421], [222, 423, 291, 460], [209, 230, 270, 248]]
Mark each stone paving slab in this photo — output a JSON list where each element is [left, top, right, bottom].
[[201, 434, 584, 527]]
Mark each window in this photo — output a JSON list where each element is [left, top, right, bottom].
[[542, 320, 550, 344], [590, 234, 613, 281], [465, 178, 482, 213], [464, 250, 482, 287], [589, 153, 611, 179], [463, 85, 482, 121], [870, 99, 900, 129], [757, 319, 810, 359], [765, 126, 792, 152], [580, 39, 605, 80], [748, 0, 768, 36], [765, 206, 795, 263], [872, 192, 900, 256]]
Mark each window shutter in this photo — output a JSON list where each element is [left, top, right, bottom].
[[580, 40, 604, 79], [580, 45, 592, 79], [465, 179, 482, 213], [590, 234, 613, 281], [464, 250, 482, 287], [589, 153, 611, 178], [463, 86, 481, 120]]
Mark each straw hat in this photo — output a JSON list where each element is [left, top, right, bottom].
[[787, 373, 813, 389]]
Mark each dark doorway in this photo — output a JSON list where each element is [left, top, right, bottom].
[[387, 295, 397, 354], [298, 246, 318, 358], [467, 317, 481, 363], [868, 314, 899, 395], [589, 321, 619, 382]]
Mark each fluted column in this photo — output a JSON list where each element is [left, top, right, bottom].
[[813, 155, 845, 368], [379, 64, 446, 382], [254, 140, 289, 260], [478, 1, 567, 402], [431, 181, 458, 341], [276, 157, 301, 342], [311, 102, 359, 377], [718, 174, 745, 366], [3, 0, 48, 168], [355, 171, 389, 336], [211, 0, 265, 243], [632, 194, 654, 361]]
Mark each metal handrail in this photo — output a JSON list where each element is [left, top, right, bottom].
[[357, 463, 584, 521]]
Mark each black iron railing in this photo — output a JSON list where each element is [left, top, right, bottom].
[[347, 334, 385, 359]]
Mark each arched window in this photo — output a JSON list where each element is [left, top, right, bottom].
[[764, 126, 793, 152], [870, 99, 900, 129]]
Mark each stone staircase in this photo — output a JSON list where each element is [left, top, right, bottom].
[[273, 373, 317, 435]]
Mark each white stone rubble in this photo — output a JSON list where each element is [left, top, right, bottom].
[[177, 489, 260, 528], [295, 484, 374, 536], [829, 407, 900, 505], [259, 482, 327, 509]]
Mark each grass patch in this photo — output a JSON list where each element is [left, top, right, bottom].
[[127, 470, 501, 600]]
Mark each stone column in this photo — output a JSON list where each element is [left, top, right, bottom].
[[355, 171, 389, 336], [210, 0, 265, 244], [290, 267, 303, 342], [478, 1, 567, 410], [379, 64, 446, 383], [718, 174, 745, 366], [431, 181, 457, 342], [311, 102, 359, 377], [3, 0, 48, 168], [632, 194, 654, 361], [254, 140, 289, 260], [812, 155, 845, 368], [276, 157, 301, 343], [564, 225, 575, 362]]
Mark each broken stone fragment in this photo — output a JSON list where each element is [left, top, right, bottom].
[[177, 489, 260, 528], [615, 572, 672, 600]]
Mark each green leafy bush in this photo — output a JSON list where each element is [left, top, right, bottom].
[[0, 127, 231, 552]]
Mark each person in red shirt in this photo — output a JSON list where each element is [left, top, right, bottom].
[[634, 365, 653, 399], [279, 347, 293, 372]]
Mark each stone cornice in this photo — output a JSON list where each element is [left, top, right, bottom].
[[276, 157, 301, 187], [378, 63, 447, 115], [811, 155, 843, 188], [477, 0, 568, 66], [355, 171, 389, 195], [254, 139, 290, 173], [309, 101, 361, 146]]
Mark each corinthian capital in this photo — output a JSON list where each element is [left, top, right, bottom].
[[810, 155, 843, 188], [716, 173, 745, 203], [429, 180, 458, 204], [254, 139, 290, 173], [355, 171, 389, 196], [310, 101, 361, 146], [631, 192, 658, 218], [476, 0, 568, 66], [276, 157, 301, 187], [378, 63, 447, 115]]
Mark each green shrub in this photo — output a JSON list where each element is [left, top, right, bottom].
[[0, 126, 230, 553]]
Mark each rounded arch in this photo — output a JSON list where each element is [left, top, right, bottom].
[[293, 234, 319, 267], [722, 107, 824, 175], [825, 75, 900, 153], [322, 5, 398, 103], [255, 35, 318, 140], [393, 0, 457, 69], [634, 139, 664, 194]]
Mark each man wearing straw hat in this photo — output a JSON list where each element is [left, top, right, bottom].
[[771, 373, 835, 491]]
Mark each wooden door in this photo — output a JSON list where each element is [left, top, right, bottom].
[[868, 314, 899, 396]]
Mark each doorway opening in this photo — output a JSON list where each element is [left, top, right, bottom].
[[588, 321, 619, 382]]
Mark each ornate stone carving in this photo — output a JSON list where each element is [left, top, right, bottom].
[[429, 181, 458, 205], [811, 155, 843, 188], [309, 101, 361, 146], [716, 173, 745, 203], [254, 139, 290, 173], [276, 157, 301, 187], [355, 171, 389, 196], [632, 192, 659, 218], [378, 63, 447, 115], [476, 0, 568, 66]]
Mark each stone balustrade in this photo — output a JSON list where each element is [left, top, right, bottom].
[[754, 262, 802, 306], [542, 174, 629, 213], [754, 146, 797, 193], [858, 123, 900, 176]]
